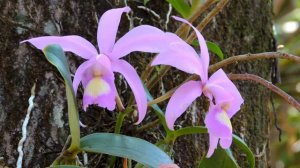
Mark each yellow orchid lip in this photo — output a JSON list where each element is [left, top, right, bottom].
[[85, 77, 110, 97]]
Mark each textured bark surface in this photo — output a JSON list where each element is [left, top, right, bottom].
[[0, 0, 274, 167]]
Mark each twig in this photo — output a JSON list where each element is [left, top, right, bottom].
[[148, 52, 300, 107], [135, 119, 160, 133], [175, 0, 217, 36], [208, 52, 300, 73], [17, 83, 36, 168], [137, 6, 160, 19], [145, 0, 226, 90], [270, 93, 282, 141], [228, 74, 300, 112], [186, 0, 229, 43], [165, 3, 172, 31]]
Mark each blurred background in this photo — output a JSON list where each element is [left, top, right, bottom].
[[271, 0, 300, 167]]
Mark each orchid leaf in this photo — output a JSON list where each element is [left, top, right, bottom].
[[232, 135, 255, 168], [80, 133, 173, 168], [192, 40, 224, 60], [198, 147, 239, 168], [144, 85, 171, 133], [43, 44, 80, 150], [144, 0, 150, 5], [172, 126, 255, 167], [167, 0, 191, 18]]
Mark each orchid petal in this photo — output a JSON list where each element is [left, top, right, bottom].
[[112, 59, 147, 124], [73, 55, 114, 94], [21, 35, 97, 59], [110, 25, 169, 60], [165, 81, 202, 130], [97, 7, 130, 54], [83, 77, 116, 111], [173, 16, 210, 82], [207, 134, 219, 158], [205, 105, 233, 157], [152, 41, 204, 75], [73, 58, 96, 94], [207, 69, 244, 118]]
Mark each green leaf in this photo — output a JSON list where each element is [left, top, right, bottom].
[[172, 126, 255, 167], [43, 44, 80, 150], [80, 133, 173, 168], [167, 0, 191, 18], [144, 85, 171, 134], [144, 0, 150, 5], [192, 40, 224, 60], [173, 126, 207, 139], [232, 135, 255, 168], [198, 147, 239, 168]]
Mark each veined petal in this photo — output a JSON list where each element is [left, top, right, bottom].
[[110, 25, 168, 60], [83, 77, 116, 111], [207, 69, 244, 118], [97, 7, 130, 54], [165, 81, 202, 130], [173, 16, 210, 82], [111, 59, 147, 124], [205, 105, 233, 157], [21, 35, 97, 59], [152, 41, 204, 75]]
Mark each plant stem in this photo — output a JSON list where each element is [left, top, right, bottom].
[[176, 0, 217, 37], [135, 119, 160, 133], [145, 0, 228, 90], [227, 73, 300, 112], [208, 52, 300, 73], [186, 0, 229, 43], [148, 52, 300, 107]]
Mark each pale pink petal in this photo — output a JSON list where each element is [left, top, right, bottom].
[[110, 25, 167, 60], [205, 105, 233, 157], [83, 77, 116, 111], [220, 136, 232, 149], [21, 35, 97, 59], [73, 55, 114, 94], [206, 134, 219, 158], [172, 16, 210, 82], [165, 81, 202, 130], [152, 41, 204, 76], [97, 7, 130, 54], [111, 59, 147, 124], [206, 69, 244, 118], [73, 58, 96, 94]]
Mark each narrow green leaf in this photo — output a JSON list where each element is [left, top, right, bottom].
[[144, 0, 150, 5], [198, 147, 239, 168], [167, 0, 191, 18], [172, 126, 255, 167], [80, 133, 173, 168], [173, 126, 207, 139], [192, 40, 224, 60], [43, 44, 80, 150], [144, 85, 171, 134], [232, 135, 255, 168]]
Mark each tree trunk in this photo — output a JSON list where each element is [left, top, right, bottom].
[[0, 0, 274, 167]]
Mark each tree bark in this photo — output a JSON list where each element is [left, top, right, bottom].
[[0, 0, 274, 167]]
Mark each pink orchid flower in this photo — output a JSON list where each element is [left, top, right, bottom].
[[22, 7, 176, 124], [152, 16, 244, 157]]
